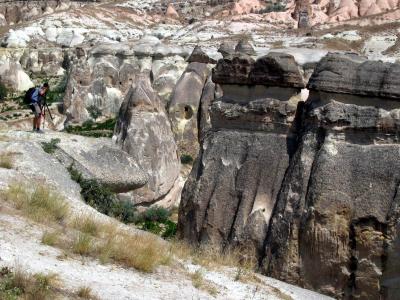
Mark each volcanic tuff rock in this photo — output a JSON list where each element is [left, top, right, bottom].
[[178, 52, 400, 298], [114, 75, 180, 206], [45, 134, 148, 193], [0, 1, 105, 26], [63, 40, 188, 123], [178, 52, 304, 257], [307, 52, 400, 98], [265, 53, 400, 299], [212, 52, 305, 88], [168, 58, 212, 157], [187, 46, 217, 64]]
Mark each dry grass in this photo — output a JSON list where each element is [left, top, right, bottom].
[[77, 286, 99, 299], [1, 181, 171, 272], [95, 231, 171, 272], [190, 269, 219, 296], [0, 265, 62, 300], [71, 214, 100, 237], [73, 233, 94, 256], [41, 230, 60, 246], [2, 183, 69, 223], [171, 240, 257, 271], [0, 152, 15, 169]]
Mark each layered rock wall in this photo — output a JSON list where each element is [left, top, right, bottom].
[[178, 52, 400, 298], [178, 52, 305, 256]]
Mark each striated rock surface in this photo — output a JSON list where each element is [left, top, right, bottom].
[[264, 53, 400, 298], [114, 75, 180, 206], [178, 52, 305, 257], [178, 52, 400, 298], [307, 52, 400, 98]]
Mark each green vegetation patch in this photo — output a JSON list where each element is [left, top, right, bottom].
[[180, 154, 194, 165], [68, 165, 177, 239], [41, 138, 61, 154], [65, 118, 116, 138]]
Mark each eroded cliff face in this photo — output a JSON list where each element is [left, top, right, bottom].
[[177, 52, 305, 257], [178, 52, 400, 298], [264, 53, 400, 298]]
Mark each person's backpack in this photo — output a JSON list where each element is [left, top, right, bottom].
[[23, 87, 36, 106]]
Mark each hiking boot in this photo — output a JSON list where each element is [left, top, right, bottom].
[[36, 129, 45, 134]]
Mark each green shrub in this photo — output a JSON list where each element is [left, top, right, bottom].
[[79, 178, 116, 216], [142, 206, 170, 223], [68, 165, 177, 238], [0, 82, 7, 102], [87, 105, 102, 121], [110, 200, 138, 224], [82, 119, 95, 129], [68, 165, 136, 223], [162, 220, 177, 239], [180, 154, 194, 165], [41, 138, 61, 154]]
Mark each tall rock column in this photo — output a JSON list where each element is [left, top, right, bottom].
[[114, 75, 180, 207], [168, 46, 215, 158], [178, 52, 305, 256], [264, 53, 400, 298]]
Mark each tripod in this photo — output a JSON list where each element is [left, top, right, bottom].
[[40, 101, 54, 130]]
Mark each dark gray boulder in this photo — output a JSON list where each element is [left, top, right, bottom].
[[264, 54, 400, 298], [212, 52, 305, 88], [307, 52, 400, 99]]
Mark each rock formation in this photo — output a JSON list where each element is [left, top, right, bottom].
[[178, 52, 305, 257], [264, 53, 400, 299], [0, 0, 91, 25], [52, 134, 147, 193], [63, 39, 189, 123], [178, 52, 400, 298], [114, 75, 180, 207], [168, 47, 214, 158]]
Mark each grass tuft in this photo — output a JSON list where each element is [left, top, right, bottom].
[[171, 240, 257, 271], [73, 233, 94, 256], [190, 269, 218, 296], [41, 231, 60, 246], [71, 214, 100, 237], [96, 232, 171, 272], [77, 286, 98, 299], [2, 183, 69, 224], [0, 266, 61, 300], [41, 138, 61, 154], [0, 152, 15, 169]]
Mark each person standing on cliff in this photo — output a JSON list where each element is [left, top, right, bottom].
[[29, 83, 49, 133]]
